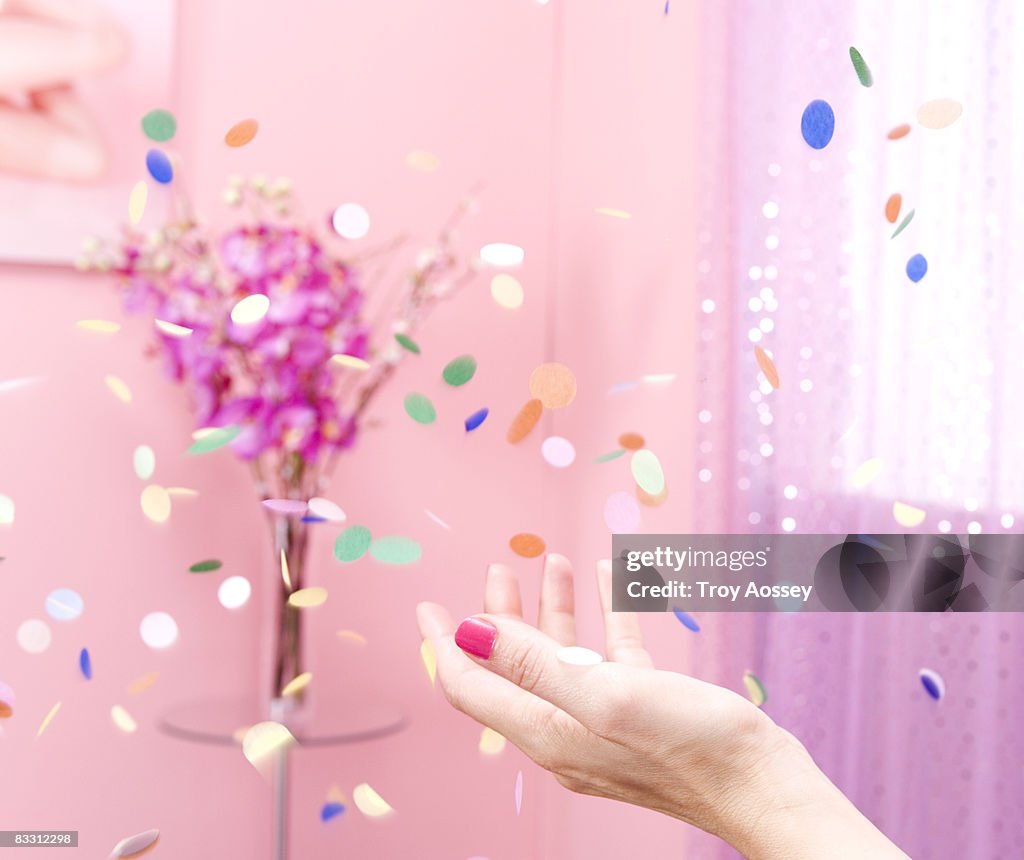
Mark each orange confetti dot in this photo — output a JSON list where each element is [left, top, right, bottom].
[[509, 533, 546, 558], [754, 346, 780, 389], [618, 432, 645, 451], [885, 193, 902, 224], [225, 119, 259, 147], [528, 362, 577, 409], [637, 483, 669, 507], [887, 123, 911, 140], [506, 398, 543, 444]]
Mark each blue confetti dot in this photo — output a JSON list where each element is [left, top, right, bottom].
[[320, 802, 345, 823], [906, 253, 928, 282], [300, 515, 327, 524], [79, 647, 93, 680], [672, 608, 700, 633], [920, 674, 942, 700], [146, 149, 174, 184], [800, 99, 835, 150], [465, 407, 489, 432]]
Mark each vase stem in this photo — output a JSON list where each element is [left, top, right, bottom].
[[271, 515, 308, 717]]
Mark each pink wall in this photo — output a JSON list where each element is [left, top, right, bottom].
[[1, 1, 717, 858]]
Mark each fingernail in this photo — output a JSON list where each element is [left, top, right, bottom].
[[455, 617, 498, 659]]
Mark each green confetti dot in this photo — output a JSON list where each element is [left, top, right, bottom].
[[404, 392, 436, 425], [394, 333, 421, 355], [189, 559, 223, 573], [141, 109, 177, 142], [334, 525, 372, 562], [848, 47, 873, 87], [442, 354, 477, 387], [890, 209, 915, 239], [369, 535, 422, 565], [593, 449, 626, 463], [187, 425, 241, 455]]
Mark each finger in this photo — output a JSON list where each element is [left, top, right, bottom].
[[597, 559, 654, 668], [483, 563, 523, 618], [537, 553, 576, 646], [0, 98, 106, 181]]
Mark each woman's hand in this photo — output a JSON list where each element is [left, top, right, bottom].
[[417, 555, 909, 860]]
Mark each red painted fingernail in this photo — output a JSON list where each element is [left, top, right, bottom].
[[455, 617, 498, 659]]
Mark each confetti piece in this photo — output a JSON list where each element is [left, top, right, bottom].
[[128, 181, 148, 225], [480, 243, 525, 267], [424, 509, 451, 529], [406, 150, 440, 171], [394, 333, 421, 354], [506, 398, 543, 443], [231, 293, 270, 326], [0, 682, 14, 719], [885, 194, 902, 224], [0, 376, 44, 395], [140, 485, 171, 523], [37, 701, 61, 737], [78, 647, 93, 680], [308, 497, 346, 522], [593, 449, 625, 463], [166, 486, 199, 497], [919, 668, 945, 701], [514, 771, 523, 816], [154, 319, 192, 337], [17, 619, 51, 654], [630, 449, 665, 495], [509, 533, 546, 558], [541, 436, 576, 468], [77, 319, 120, 333], [111, 704, 138, 734], [848, 46, 872, 86], [289, 587, 328, 609], [141, 108, 177, 141], [133, 445, 156, 480], [420, 639, 437, 684], [243, 721, 295, 768], [262, 498, 308, 515], [129, 672, 159, 695], [743, 671, 767, 707], [890, 209, 915, 239], [139, 611, 178, 649], [337, 630, 368, 645], [465, 407, 489, 432], [754, 346, 780, 389], [443, 355, 477, 387], [331, 203, 371, 240], [893, 501, 926, 527], [281, 672, 312, 698], [917, 98, 962, 129], [218, 576, 252, 609], [557, 646, 603, 666], [604, 491, 640, 533], [353, 783, 394, 818], [189, 559, 222, 573], [637, 483, 669, 506], [672, 608, 700, 632], [46, 588, 84, 621], [490, 274, 524, 309], [187, 424, 241, 454], [479, 727, 506, 755], [106, 374, 133, 403], [145, 149, 173, 184], [906, 253, 928, 282], [225, 118, 259, 147], [109, 829, 159, 858], [608, 380, 639, 394], [529, 362, 577, 409], [618, 432, 645, 450], [370, 535, 422, 565], [321, 802, 346, 823], [887, 123, 911, 140], [331, 353, 370, 371], [404, 392, 436, 425], [335, 525, 372, 562], [851, 457, 882, 488], [595, 207, 632, 219], [643, 373, 676, 385], [800, 99, 835, 150]]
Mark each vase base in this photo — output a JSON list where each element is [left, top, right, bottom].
[[158, 693, 406, 747]]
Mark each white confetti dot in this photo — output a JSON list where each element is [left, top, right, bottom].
[[782, 517, 796, 532], [698, 409, 712, 423], [556, 646, 603, 666], [230, 294, 270, 326], [783, 484, 798, 500], [331, 203, 371, 239], [541, 436, 576, 468], [701, 299, 715, 313], [218, 576, 252, 610], [967, 521, 982, 534], [0, 494, 14, 525], [479, 242, 525, 267], [1001, 514, 1014, 528], [17, 619, 51, 654], [698, 469, 712, 482], [762, 201, 779, 219], [45, 588, 84, 621], [140, 611, 178, 649], [938, 519, 952, 533]]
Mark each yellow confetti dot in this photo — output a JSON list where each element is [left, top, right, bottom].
[[528, 363, 577, 409], [242, 721, 295, 768], [330, 353, 370, 371], [140, 485, 172, 524], [111, 704, 138, 734], [166, 487, 199, 497], [595, 207, 632, 219], [479, 726, 506, 755], [353, 782, 394, 818], [230, 294, 270, 326], [128, 180, 148, 225], [420, 640, 437, 685], [405, 150, 441, 172], [281, 672, 312, 698], [280, 549, 293, 591], [337, 629, 367, 645], [288, 586, 328, 609], [893, 501, 926, 528], [37, 701, 61, 738], [742, 671, 767, 707], [105, 375, 133, 404], [851, 458, 882, 489], [155, 319, 193, 338], [77, 319, 120, 334], [916, 97, 963, 130], [129, 672, 159, 695], [490, 274, 524, 310]]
